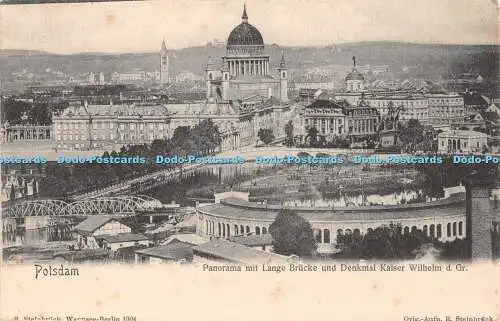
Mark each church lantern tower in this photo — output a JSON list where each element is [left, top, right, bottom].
[[345, 56, 364, 92], [160, 39, 169, 85]]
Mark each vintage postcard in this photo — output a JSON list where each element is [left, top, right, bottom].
[[0, 0, 499, 320]]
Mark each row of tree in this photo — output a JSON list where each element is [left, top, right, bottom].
[[269, 210, 472, 260], [39, 119, 222, 197], [287, 119, 437, 151], [1, 97, 67, 126]]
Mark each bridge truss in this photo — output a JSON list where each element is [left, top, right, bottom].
[[1, 196, 163, 218]]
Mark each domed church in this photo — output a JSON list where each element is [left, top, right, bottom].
[[205, 5, 289, 105]]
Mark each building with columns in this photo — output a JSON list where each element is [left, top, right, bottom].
[[1, 123, 52, 142], [334, 59, 466, 128], [205, 5, 288, 105], [51, 6, 296, 151], [297, 99, 380, 141], [196, 192, 468, 254], [437, 129, 488, 153]]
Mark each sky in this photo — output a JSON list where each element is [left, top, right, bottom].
[[1, 0, 498, 54]]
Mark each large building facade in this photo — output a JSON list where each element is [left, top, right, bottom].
[[297, 99, 380, 140], [205, 5, 288, 105], [197, 192, 467, 254], [52, 6, 295, 151], [335, 60, 466, 128]]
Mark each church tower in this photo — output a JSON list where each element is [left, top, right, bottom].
[[345, 56, 364, 92], [221, 65, 230, 101], [205, 57, 215, 99], [277, 51, 288, 103], [160, 39, 169, 85]]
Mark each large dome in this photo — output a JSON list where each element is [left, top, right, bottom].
[[227, 23, 264, 47], [345, 69, 364, 81], [227, 5, 264, 47]]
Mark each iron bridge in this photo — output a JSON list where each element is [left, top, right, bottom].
[[1, 195, 164, 218]]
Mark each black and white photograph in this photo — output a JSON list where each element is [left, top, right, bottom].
[[0, 0, 499, 320]]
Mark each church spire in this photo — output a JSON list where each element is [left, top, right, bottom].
[[279, 51, 286, 68], [352, 56, 356, 70], [242, 4, 248, 23], [160, 39, 168, 55]]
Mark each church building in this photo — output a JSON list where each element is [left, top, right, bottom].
[[52, 5, 295, 151], [205, 5, 289, 105]]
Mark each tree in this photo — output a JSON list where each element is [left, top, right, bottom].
[[284, 120, 294, 147], [23, 180, 28, 195], [10, 184, 16, 200], [258, 128, 275, 145], [1, 98, 31, 125], [398, 119, 425, 150], [336, 224, 433, 260], [28, 103, 52, 125], [269, 210, 317, 257], [305, 127, 318, 147], [439, 238, 470, 260]]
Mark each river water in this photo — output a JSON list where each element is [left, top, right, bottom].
[[1, 163, 436, 246]]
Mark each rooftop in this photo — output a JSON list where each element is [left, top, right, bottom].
[[95, 233, 149, 243], [228, 234, 273, 247], [198, 196, 467, 223], [163, 233, 207, 245], [58, 103, 170, 117], [74, 216, 116, 235], [438, 129, 488, 138], [53, 249, 109, 262], [305, 99, 346, 109], [135, 240, 194, 261], [193, 239, 288, 264]]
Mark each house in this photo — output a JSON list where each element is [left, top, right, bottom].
[[94, 233, 150, 251], [463, 92, 489, 115], [114, 244, 149, 263], [163, 233, 207, 245], [452, 113, 486, 131], [52, 249, 110, 263], [437, 129, 488, 153], [192, 239, 288, 264], [485, 103, 500, 117], [228, 234, 274, 252], [73, 216, 148, 250], [135, 239, 194, 264]]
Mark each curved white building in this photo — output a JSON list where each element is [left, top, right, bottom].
[[196, 192, 467, 254]]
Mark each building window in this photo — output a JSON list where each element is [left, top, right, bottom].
[[323, 229, 330, 243], [315, 229, 322, 243]]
